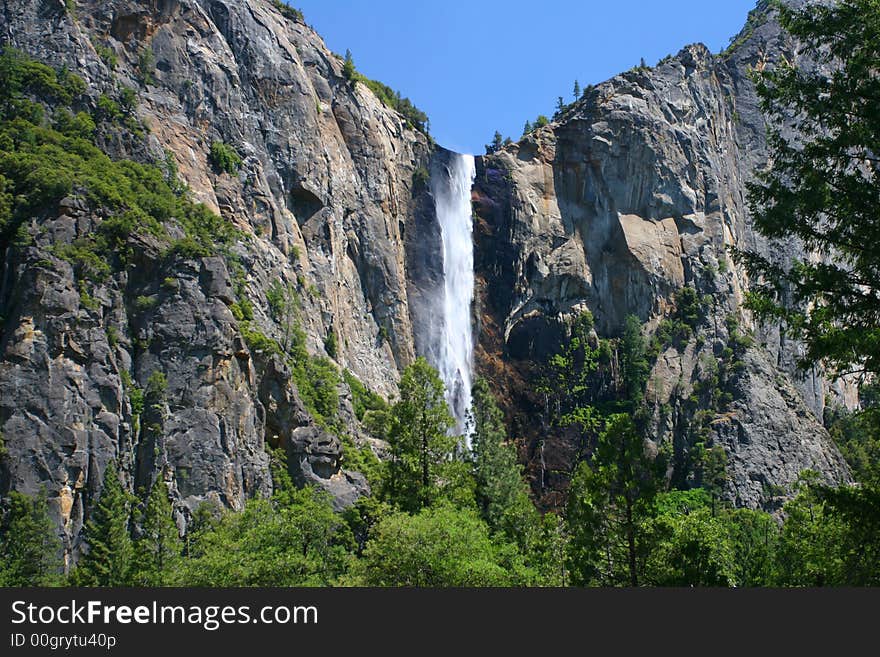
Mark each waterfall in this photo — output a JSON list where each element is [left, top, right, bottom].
[[429, 153, 476, 440]]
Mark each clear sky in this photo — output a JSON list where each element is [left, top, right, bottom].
[[291, 1, 758, 155]]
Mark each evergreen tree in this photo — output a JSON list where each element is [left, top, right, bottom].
[[619, 314, 649, 404], [470, 378, 539, 548], [486, 130, 504, 154], [523, 120, 532, 136], [342, 49, 356, 82], [71, 464, 134, 586], [385, 357, 456, 512], [736, 0, 880, 376], [573, 79, 581, 100], [566, 414, 660, 586], [132, 475, 182, 586], [0, 489, 62, 586]]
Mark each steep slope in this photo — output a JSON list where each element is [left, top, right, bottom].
[[0, 0, 442, 556], [0, 0, 854, 564], [473, 0, 851, 509]]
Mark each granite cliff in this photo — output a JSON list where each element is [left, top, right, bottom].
[[0, 0, 850, 561], [473, 0, 850, 509]]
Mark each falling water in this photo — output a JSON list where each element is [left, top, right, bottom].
[[430, 153, 476, 441]]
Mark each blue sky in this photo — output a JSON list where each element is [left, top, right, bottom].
[[291, 1, 757, 154]]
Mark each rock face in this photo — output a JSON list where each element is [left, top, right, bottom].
[[473, 0, 850, 509], [0, 0, 853, 556], [0, 0, 439, 555]]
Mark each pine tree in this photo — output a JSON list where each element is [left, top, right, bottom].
[[619, 314, 650, 404], [736, 0, 880, 376], [72, 463, 134, 586], [132, 475, 181, 586], [0, 489, 62, 586], [522, 120, 532, 136], [566, 414, 660, 586], [385, 357, 455, 512], [470, 378, 539, 549], [342, 48, 356, 82], [486, 130, 504, 154], [573, 79, 581, 100]]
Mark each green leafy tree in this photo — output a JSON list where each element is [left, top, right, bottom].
[[736, 0, 880, 376], [345, 503, 528, 586], [566, 414, 660, 586], [540, 311, 607, 455], [724, 507, 778, 587], [72, 464, 135, 586], [0, 489, 62, 586], [644, 490, 736, 586], [132, 475, 182, 586], [775, 473, 880, 586], [826, 384, 880, 487], [469, 378, 540, 549], [180, 487, 351, 586], [385, 357, 456, 512]]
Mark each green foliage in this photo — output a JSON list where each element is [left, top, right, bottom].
[[566, 414, 661, 586], [293, 356, 341, 428], [96, 94, 121, 122], [485, 131, 504, 155], [735, 0, 880, 375], [0, 489, 62, 586], [470, 378, 540, 550], [132, 476, 182, 585], [774, 473, 880, 586], [134, 295, 158, 311], [411, 166, 429, 190], [240, 321, 283, 357], [54, 108, 95, 139], [71, 464, 135, 586], [342, 49, 356, 82], [651, 287, 709, 352], [137, 48, 156, 86], [723, 4, 768, 55], [645, 503, 737, 586], [324, 328, 338, 358], [724, 507, 779, 587], [208, 140, 242, 175], [344, 503, 528, 586], [384, 357, 456, 512], [146, 370, 167, 399], [271, 0, 304, 22], [826, 385, 880, 486], [92, 40, 117, 70], [342, 50, 429, 135], [0, 48, 235, 267], [619, 315, 650, 404], [179, 488, 351, 586], [342, 369, 388, 421]]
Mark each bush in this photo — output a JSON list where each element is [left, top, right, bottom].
[[208, 141, 242, 175], [138, 48, 156, 86], [271, 0, 303, 22]]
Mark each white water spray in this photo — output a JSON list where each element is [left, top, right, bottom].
[[430, 153, 476, 440]]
